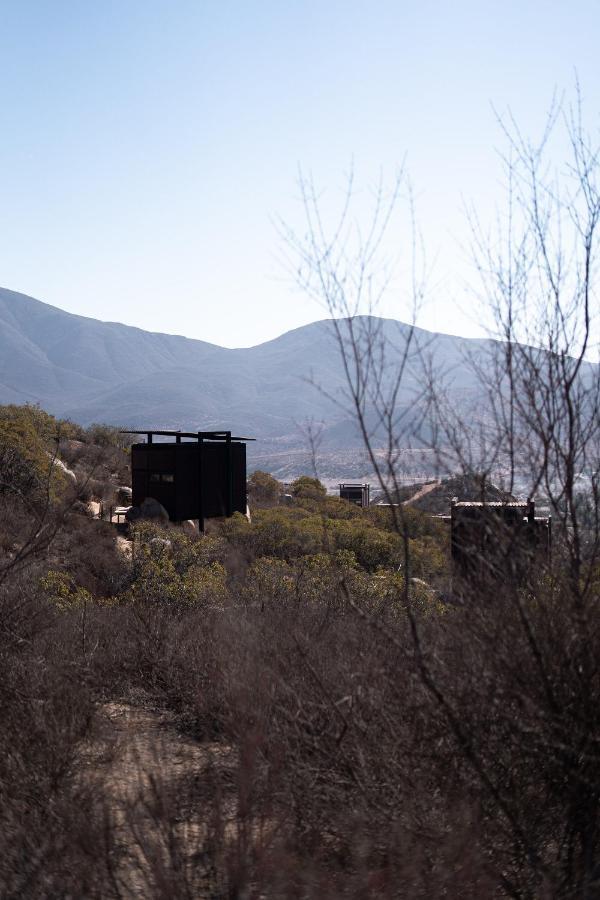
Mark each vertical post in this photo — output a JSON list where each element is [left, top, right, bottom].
[[198, 432, 205, 533], [450, 498, 457, 568], [526, 497, 535, 523], [226, 431, 233, 517]]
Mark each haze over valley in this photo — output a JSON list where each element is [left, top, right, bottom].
[[0, 286, 496, 479]]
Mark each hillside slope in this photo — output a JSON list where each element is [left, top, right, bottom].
[[0, 286, 540, 474]]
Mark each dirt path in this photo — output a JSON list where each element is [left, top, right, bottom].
[[403, 480, 440, 505], [83, 700, 237, 897]]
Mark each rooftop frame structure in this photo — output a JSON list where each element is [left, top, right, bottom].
[[124, 429, 253, 531]]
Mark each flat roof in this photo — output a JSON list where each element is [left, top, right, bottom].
[[452, 501, 530, 508], [122, 429, 254, 442]]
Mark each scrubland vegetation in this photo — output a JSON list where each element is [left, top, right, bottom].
[[1, 106, 599, 896], [1, 403, 600, 898]]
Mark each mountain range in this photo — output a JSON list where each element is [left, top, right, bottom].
[[0, 286, 516, 479]]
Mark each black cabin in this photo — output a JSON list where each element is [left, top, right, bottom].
[[450, 498, 551, 583], [128, 430, 250, 528], [339, 483, 371, 508]]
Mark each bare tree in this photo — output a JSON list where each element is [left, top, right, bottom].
[[470, 92, 600, 596], [282, 91, 600, 897], [279, 166, 431, 602]]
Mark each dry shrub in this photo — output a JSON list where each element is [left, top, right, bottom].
[[1, 478, 599, 896]]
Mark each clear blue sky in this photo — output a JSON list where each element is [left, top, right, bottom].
[[0, 1, 598, 347]]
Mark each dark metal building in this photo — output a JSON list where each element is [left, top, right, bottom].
[[450, 498, 551, 583], [127, 430, 251, 530], [339, 483, 371, 508]]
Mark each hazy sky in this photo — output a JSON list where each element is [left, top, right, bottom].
[[0, 1, 598, 347]]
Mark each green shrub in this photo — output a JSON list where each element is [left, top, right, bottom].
[[247, 470, 282, 504], [0, 404, 71, 502], [290, 475, 327, 500]]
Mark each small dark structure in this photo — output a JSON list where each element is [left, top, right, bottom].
[[450, 498, 551, 583], [339, 483, 371, 508], [126, 430, 252, 531]]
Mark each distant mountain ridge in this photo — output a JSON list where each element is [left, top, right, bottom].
[[0, 286, 533, 476]]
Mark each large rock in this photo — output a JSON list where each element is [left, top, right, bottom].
[[126, 496, 169, 523], [117, 485, 133, 505], [180, 519, 199, 534]]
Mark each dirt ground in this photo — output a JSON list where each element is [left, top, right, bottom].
[[81, 699, 239, 897]]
